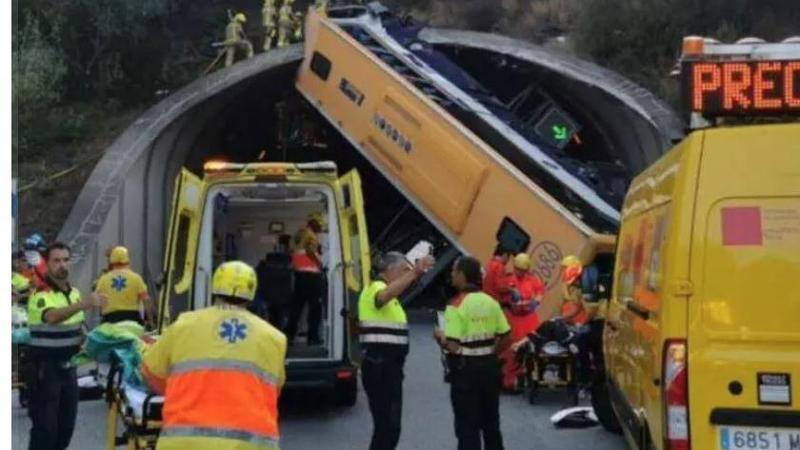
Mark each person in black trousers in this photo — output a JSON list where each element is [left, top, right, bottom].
[[435, 256, 511, 450], [285, 215, 325, 345], [26, 243, 106, 450]]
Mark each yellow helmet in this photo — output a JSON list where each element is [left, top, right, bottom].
[[308, 211, 326, 226], [234, 12, 247, 23], [212, 261, 257, 302], [513, 253, 531, 271], [561, 255, 582, 268], [109, 246, 130, 265]]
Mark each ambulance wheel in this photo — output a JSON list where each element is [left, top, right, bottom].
[[335, 381, 357, 407], [591, 380, 622, 434]]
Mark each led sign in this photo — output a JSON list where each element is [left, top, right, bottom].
[[534, 107, 580, 149], [683, 59, 800, 116]]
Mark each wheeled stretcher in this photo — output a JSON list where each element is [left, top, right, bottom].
[[105, 353, 163, 450]]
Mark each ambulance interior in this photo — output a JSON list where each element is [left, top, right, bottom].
[[194, 182, 344, 361]]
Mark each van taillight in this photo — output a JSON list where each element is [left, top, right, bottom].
[[663, 339, 690, 450]]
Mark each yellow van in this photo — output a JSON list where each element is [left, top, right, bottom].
[[157, 161, 370, 406], [596, 121, 800, 450]]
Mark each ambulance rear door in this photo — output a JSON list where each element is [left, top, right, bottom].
[[337, 169, 371, 366], [157, 168, 206, 330]]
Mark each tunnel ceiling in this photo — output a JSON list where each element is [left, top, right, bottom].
[[57, 29, 683, 294]]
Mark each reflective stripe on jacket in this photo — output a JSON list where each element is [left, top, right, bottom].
[[357, 280, 408, 348], [143, 307, 287, 450]]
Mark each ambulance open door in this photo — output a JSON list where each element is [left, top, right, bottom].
[[337, 169, 371, 365], [157, 168, 206, 331]]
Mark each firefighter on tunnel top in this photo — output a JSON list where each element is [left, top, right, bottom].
[[224, 12, 254, 67]]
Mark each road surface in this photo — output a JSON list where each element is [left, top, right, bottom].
[[13, 321, 626, 449]]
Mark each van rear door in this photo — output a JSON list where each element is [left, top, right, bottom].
[[688, 124, 800, 450], [158, 168, 206, 330], [337, 169, 371, 365]]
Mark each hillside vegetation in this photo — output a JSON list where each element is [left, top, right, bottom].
[[13, 0, 800, 239]]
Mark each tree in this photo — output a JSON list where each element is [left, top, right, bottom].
[[13, 12, 68, 157]]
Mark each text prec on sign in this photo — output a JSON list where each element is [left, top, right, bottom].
[[683, 59, 800, 116]]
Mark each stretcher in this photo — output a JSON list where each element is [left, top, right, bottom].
[[105, 353, 163, 450]]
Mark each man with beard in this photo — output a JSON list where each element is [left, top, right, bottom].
[[26, 242, 106, 450]]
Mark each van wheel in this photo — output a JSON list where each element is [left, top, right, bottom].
[[591, 380, 622, 434], [334, 381, 358, 407]]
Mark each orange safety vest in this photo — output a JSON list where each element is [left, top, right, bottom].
[[143, 306, 287, 450]]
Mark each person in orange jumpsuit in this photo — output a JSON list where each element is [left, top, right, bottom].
[[482, 244, 515, 306], [560, 255, 588, 326], [499, 253, 545, 391]]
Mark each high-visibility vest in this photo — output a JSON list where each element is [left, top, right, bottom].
[[444, 291, 510, 357], [143, 307, 286, 450], [27, 283, 85, 361], [357, 280, 408, 347], [94, 267, 148, 315], [12, 272, 31, 298]]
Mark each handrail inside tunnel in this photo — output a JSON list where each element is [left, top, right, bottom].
[[58, 29, 683, 297]]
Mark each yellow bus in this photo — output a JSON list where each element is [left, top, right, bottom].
[[296, 4, 620, 311]]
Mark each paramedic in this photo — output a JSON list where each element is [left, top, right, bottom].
[[94, 246, 154, 326], [359, 252, 434, 450], [285, 212, 325, 346], [434, 256, 510, 450], [143, 260, 287, 450], [27, 242, 107, 450]]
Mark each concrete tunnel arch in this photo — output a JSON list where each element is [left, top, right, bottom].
[[57, 31, 684, 296]]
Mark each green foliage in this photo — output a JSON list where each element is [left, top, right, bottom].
[[13, 13, 69, 157], [26, 0, 171, 99]]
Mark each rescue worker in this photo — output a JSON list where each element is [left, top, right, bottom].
[[224, 12, 254, 67], [27, 242, 107, 450], [94, 246, 154, 326], [13, 250, 33, 304], [577, 263, 607, 386], [23, 234, 48, 291], [483, 244, 515, 306], [499, 253, 544, 391], [277, 0, 295, 48], [142, 261, 286, 450], [434, 256, 510, 450], [262, 0, 277, 51], [359, 252, 434, 450], [560, 255, 588, 326], [285, 212, 325, 346]]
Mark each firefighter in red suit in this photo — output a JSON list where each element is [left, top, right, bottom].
[[483, 244, 515, 306], [499, 253, 545, 391]]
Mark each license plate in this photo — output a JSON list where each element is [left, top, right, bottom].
[[719, 426, 800, 450]]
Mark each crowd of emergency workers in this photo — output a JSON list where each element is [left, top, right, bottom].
[[12, 217, 605, 450]]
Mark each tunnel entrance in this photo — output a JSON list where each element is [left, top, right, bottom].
[[60, 34, 682, 306], [177, 45, 628, 306]]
